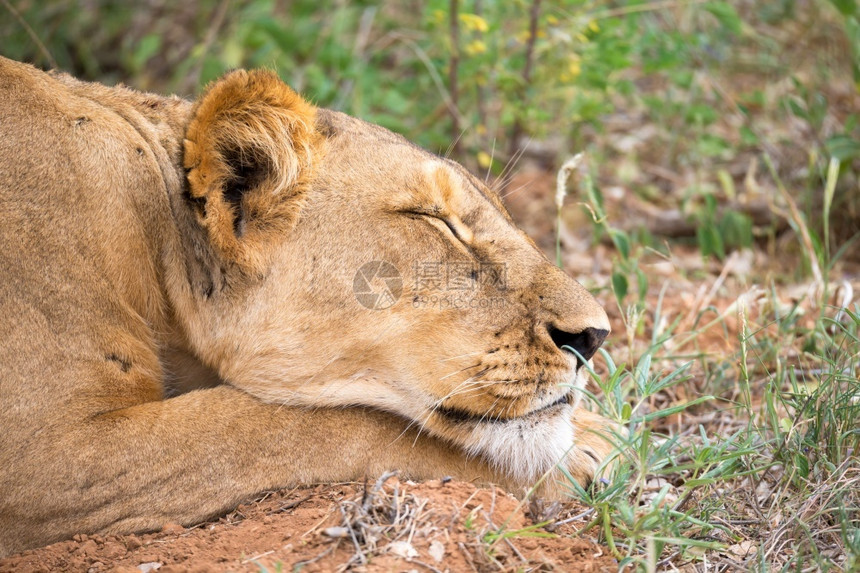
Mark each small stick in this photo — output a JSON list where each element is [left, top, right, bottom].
[[1, 0, 57, 69]]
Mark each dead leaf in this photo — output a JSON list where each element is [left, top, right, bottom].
[[428, 539, 446, 563], [727, 540, 757, 558], [388, 540, 419, 558]]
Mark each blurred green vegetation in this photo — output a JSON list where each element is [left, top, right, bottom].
[[1, 0, 858, 255]]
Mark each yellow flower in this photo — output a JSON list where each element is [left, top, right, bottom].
[[465, 40, 487, 55], [459, 13, 489, 32], [588, 19, 600, 33], [561, 56, 581, 82], [477, 151, 493, 169]]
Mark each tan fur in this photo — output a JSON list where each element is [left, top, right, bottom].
[[0, 57, 614, 556]]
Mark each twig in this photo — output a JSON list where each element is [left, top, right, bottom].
[[1, 0, 57, 69], [587, 0, 710, 21], [448, 0, 461, 156], [293, 545, 336, 569], [410, 559, 444, 573], [241, 549, 274, 564], [390, 34, 465, 128], [554, 507, 596, 527], [333, 6, 377, 110], [363, 470, 398, 511], [508, 0, 542, 158], [182, 0, 230, 93], [341, 502, 367, 567], [474, 0, 490, 154], [275, 493, 314, 513]]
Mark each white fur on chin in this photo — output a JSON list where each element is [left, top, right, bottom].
[[464, 405, 574, 485]]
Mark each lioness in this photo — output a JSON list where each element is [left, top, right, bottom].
[[0, 57, 612, 556]]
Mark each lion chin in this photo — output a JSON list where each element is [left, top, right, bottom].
[[466, 406, 576, 484], [0, 55, 613, 557]]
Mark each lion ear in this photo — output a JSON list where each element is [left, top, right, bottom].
[[183, 69, 319, 271]]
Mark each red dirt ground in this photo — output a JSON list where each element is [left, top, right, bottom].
[[1, 478, 619, 572]]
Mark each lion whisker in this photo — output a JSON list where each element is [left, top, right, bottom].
[[492, 137, 531, 193], [476, 395, 504, 425], [398, 364, 487, 447], [484, 138, 497, 184], [438, 362, 482, 380], [444, 125, 469, 159], [500, 178, 532, 200], [434, 383, 490, 402]]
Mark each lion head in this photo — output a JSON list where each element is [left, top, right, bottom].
[[175, 70, 610, 484]]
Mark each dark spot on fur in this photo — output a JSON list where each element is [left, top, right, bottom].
[[106, 354, 132, 373], [314, 111, 340, 138], [74, 116, 90, 127], [136, 147, 144, 156]]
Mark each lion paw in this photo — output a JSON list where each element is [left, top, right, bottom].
[[565, 408, 620, 488]]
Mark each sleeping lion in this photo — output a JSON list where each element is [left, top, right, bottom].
[[0, 56, 612, 555]]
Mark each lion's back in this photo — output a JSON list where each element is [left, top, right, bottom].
[[0, 57, 168, 425]]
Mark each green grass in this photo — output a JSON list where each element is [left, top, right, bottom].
[[555, 173, 860, 570]]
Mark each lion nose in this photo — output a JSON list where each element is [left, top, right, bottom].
[[548, 326, 608, 365]]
